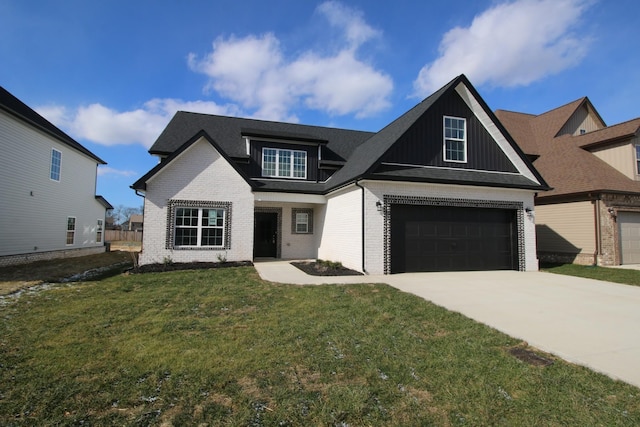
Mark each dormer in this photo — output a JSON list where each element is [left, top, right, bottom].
[[556, 99, 606, 137]]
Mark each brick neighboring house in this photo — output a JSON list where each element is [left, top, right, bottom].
[[0, 86, 113, 266], [132, 75, 549, 274], [496, 99, 640, 266]]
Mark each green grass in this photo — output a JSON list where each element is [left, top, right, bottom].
[[1, 267, 639, 426], [543, 263, 640, 287]]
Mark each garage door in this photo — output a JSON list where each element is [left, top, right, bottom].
[[619, 212, 640, 264], [390, 205, 518, 273]]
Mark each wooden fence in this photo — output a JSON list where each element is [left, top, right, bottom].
[[105, 230, 143, 242]]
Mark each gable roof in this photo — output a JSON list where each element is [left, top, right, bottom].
[[0, 86, 106, 164], [134, 75, 548, 194], [497, 99, 640, 201]]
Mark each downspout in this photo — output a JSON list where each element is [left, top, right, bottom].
[[594, 195, 601, 266], [354, 180, 366, 273]]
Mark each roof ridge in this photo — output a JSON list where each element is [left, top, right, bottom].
[[536, 97, 587, 118]]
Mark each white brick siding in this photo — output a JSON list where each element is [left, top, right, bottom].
[[139, 137, 254, 265], [317, 185, 363, 272]]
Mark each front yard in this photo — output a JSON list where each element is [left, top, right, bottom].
[[1, 265, 638, 426]]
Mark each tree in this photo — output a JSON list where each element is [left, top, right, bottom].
[[107, 205, 143, 227]]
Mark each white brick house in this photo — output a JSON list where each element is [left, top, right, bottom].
[[0, 86, 112, 267], [133, 75, 548, 274]]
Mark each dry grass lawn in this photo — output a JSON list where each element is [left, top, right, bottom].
[[0, 251, 133, 295]]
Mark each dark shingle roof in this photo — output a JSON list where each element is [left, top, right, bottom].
[[0, 86, 106, 164], [135, 75, 547, 193]]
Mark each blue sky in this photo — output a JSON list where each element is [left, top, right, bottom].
[[1, 0, 638, 208]]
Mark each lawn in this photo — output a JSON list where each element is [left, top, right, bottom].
[[543, 263, 640, 287], [1, 267, 638, 426], [0, 251, 133, 295]]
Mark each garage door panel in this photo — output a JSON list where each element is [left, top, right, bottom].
[[619, 212, 640, 264], [391, 205, 517, 273]]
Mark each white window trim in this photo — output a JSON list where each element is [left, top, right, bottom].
[[262, 147, 307, 179], [443, 116, 467, 163], [50, 148, 62, 181], [66, 216, 76, 246], [96, 219, 104, 244], [174, 207, 226, 248], [291, 208, 313, 234], [635, 145, 640, 175]]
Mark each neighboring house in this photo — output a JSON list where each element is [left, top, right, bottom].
[[0, 86, 112, 266], [132, 75, 548, 274], [126, 214, 143, 231], [496, 98, 640, 266]]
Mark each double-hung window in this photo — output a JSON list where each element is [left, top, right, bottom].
[[635, 145, 640, 175], [174, 207, 226, 247], [96, 219, 103, 243], [443, 116, 466, 163], [50, 149, 62, 181], [291, 208, 313, 234], [66, 217, 76, 245], [262, 148, 307, 179]]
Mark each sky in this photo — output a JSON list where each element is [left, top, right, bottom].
[[1, 0, 639, 209]]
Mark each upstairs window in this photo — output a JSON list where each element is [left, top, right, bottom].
[[443, 116, 466, 163], [636, 145, 640, 175], [50, 149, 62, 181], [262, 148, 307, 179]]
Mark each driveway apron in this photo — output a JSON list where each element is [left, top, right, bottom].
[[254, 261, 640, 389]]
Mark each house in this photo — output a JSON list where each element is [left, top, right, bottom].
[[0, 86, 112, 267], [132, 75, 548, 274], [124, 214, 143, 231], [496, 98, 640, 266]]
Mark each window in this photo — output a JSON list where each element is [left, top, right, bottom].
[[96, 219, 103, 243], [66, 217, 76, 245], [174, 207, 226, 247], [443, 116, 466, 163], [262, 148, 307, 178], [636, 145, 640, 175], [292, 208, 313, 234], [50, 149, 62, 181]]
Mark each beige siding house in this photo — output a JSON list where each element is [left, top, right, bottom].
[[0, 86, 112, 266], [497, 98, 640, 266]]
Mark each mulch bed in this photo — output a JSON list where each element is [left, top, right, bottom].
[[129, 261, 253, 274], [291, 261, 363, 276]]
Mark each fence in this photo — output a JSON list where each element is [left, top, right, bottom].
[[105, 230, 143, 242]]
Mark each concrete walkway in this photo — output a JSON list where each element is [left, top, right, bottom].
[[254, 260, 640, 389]]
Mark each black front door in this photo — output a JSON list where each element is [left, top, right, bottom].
[[254, 212, 278, 257]]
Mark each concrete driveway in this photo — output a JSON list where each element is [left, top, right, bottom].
[[254, 261, 640, 389]]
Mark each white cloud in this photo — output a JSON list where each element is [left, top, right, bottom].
[[188, 1, 392, 121], [413, 0, 593, 97], [38, 99, 238, 148], [316, 1, 381, 51], [37, 1, 392, 148], [97, 166, 137, 177]]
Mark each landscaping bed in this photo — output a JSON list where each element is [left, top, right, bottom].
[[291, 259, 363, 276]]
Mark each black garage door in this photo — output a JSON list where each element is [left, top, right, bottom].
[[391, 205, 518, 273]]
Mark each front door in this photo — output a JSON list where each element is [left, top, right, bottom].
[[254, 212, 278, 257]]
